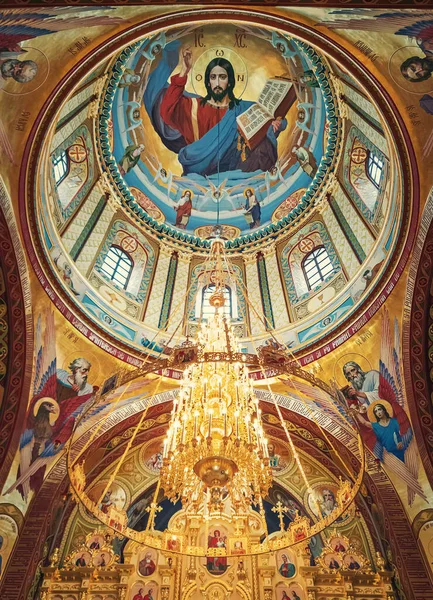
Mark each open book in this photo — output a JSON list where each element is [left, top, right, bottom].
[[237, 78, 296, 150]]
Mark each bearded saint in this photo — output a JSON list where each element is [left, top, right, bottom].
[[342, 361, 380, 407]]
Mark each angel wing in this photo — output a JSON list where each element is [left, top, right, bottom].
[[4, 453, 58, 499], [379, 307, 403, 406], [33, 309, 57, 400], [394, 17, 433, 42], [0, 8, 124, 47], [205, 176, 228, 196], [177, 178, 209, 195], [7, 310, 57, 500], [316, 10, 432, 33], [0, 118, 16, 164], [382, 447, 427, 505], [378, 307, 426, 505]]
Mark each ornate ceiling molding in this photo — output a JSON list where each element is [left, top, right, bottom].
[[403, 187, 433, 489], [1, 1, 432, 7], [0, 180, 34, 492]]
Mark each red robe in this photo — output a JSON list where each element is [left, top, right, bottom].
[[175, 198, 192, 227], [160, 74, 228, 144]]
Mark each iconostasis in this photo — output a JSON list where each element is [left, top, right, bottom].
[[41, 435, 390, 600]]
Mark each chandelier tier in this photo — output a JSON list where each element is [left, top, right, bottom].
[[67, 239, 365, 557], [161, 309, 272, 513]]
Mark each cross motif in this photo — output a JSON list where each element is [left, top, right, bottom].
[[351, 146, 367, 165], [145, 502, 163, 529], [234, 518, 243, 536], [68, 144, 87, 163], [271, 501, 287, 531], [121, 235, 138, 253], [299, 238, 314, 254]]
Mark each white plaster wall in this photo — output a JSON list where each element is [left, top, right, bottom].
[[265, 250, 290, 329], [245, 258, 263, 336], [346, 107, 388, 156], [75, 203, 116, 276], [165, 257, 190, 335], [334, 184, 375, 257], [341, 82, 382, 125], [61, 183, 102, 252]]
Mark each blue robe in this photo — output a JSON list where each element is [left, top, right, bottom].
[[279, 561, 295, 578], [372, 418, 404, 462], [245, 195, 261, 225]]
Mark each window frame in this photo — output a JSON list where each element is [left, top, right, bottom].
[[200, 283, 233, 319], [366, 150, 384, 189], [100, 245, 134, 290], [52, 150, 70, 186], [301, 245, 334, 291]]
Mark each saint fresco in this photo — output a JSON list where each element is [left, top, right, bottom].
[[336, 308, 428, 507], [109, 23, 328, 235], [3, 310, 97, 501], [206, 526, 228, 574]]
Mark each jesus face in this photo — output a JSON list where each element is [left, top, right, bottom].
[[209, 66, 229, 102]]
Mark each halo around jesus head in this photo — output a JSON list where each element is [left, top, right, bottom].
[[191, 46, 248, 98]]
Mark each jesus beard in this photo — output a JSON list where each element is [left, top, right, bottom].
[[210, 87, 228, 103]]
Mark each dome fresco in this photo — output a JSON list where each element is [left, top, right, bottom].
[[28, 13, 407, 364], [103, 24, 333, 243], [2, 7, 433, 600]]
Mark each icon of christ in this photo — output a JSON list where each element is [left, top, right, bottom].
[[144, 41, 296, 177]]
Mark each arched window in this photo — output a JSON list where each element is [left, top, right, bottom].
[[200, 284, 232, 319], [366, 151, 384, 188], [302, 246, 334, 290], [100, 245, 133, 289], [53, 150, 69, 185]]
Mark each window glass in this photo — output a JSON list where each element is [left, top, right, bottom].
[[53, 150, 69, 185], [302, 246, 334, 290], [200, 284, 232, 319], [100, 246, 133, 289], [367, 152, 384, 188]]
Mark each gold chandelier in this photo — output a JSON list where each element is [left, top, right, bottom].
[[161, 309, 272, 514], [67, 239, 365, 557]]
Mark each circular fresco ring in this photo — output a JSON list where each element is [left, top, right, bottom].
[[99, 22, 340, 248]]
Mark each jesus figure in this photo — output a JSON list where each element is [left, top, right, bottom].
[[145, 41, 291, 177]]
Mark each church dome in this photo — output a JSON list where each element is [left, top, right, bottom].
[[24, 12, 412, 365]]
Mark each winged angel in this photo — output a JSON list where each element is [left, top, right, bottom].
[[336, 308, 427, 506], [4, 310, 97, 501]]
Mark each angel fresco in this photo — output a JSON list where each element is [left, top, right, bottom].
[[0, 8, 126, 162], [316, 12, 433, 118], [337, 308, 427, 506], [0, 8, 124, 49], [0, 8, 124, 87], [4, 310, 97, 501]]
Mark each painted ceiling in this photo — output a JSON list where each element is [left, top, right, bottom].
[[0, 5, 433, 600]]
